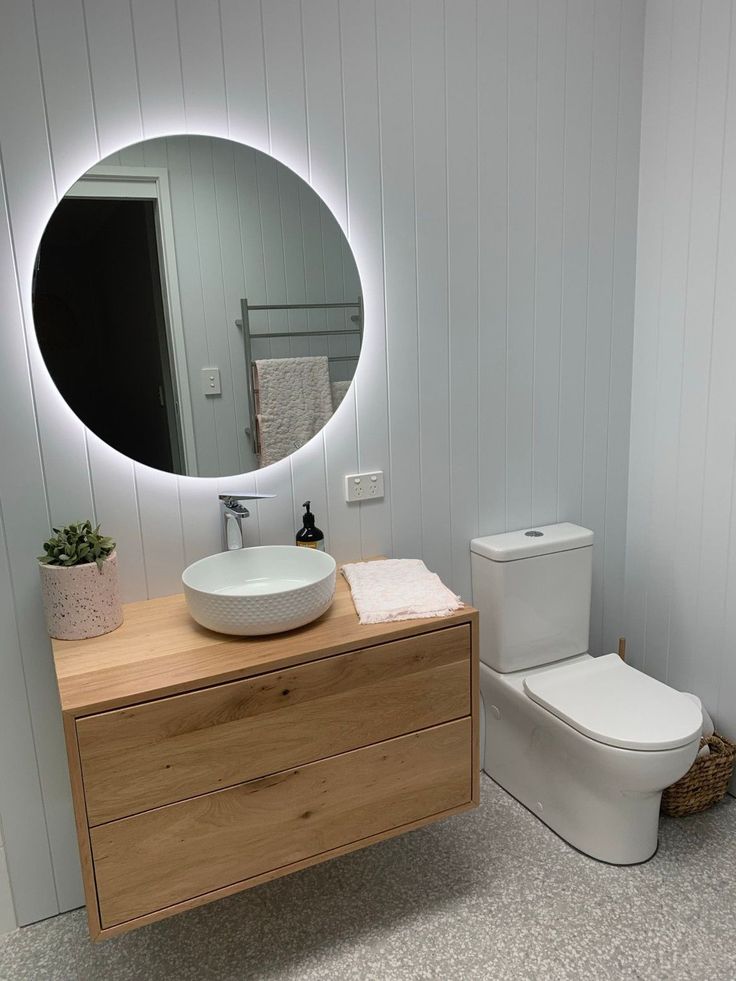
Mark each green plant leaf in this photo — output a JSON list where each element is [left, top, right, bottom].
[[38, 520, 116, 568]]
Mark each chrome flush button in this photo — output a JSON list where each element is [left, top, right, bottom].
[[525, 530, 544, 537]]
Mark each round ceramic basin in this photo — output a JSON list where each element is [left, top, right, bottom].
[[182, 545, 337, 635]]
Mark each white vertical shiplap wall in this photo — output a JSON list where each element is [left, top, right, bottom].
[[0, 0, 644, 925], [626, 0, 736, 768]]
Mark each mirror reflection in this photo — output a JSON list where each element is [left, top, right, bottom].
[[32, 135, 362, 476]]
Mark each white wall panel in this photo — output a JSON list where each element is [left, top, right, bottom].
[[411, 0, 452, 584], [31, 0, 105, 705], [376, 0, 421, 560], [601, 0, 644, 651], [130, 0, 186, 136], [33, 0, 99, 192], [340, 0, 393, 562], [0, 0, 644, 925], [0, 0, 88, 921], [446, 0, 479, 602], [82, 0, 143, 157], [302, 0, 361, 566], [626, 0, 736, 773], [505, 0, 538, 535], [558, 0, 594, 529], [219, 0, 269, 147], [175, 0, 228, 135], [531, 0, 566, 530], [582, 0, 623, 653], [86, 435, 147, 603], [476, 0, 509, 547], [0, 220, 58, 923]]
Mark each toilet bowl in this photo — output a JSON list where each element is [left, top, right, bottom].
[[480, 654, 700, 863], [471, 523, 702, 865]]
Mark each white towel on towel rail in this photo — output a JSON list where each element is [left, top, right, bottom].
[[255, 356, 333, 467], [331, 379, 351, 410], [341, 559, 463, 624]]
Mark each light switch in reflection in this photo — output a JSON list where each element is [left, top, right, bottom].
[[201, 367, 221, 396]]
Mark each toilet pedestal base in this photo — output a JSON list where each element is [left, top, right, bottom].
[[480, 661, 699, 865]]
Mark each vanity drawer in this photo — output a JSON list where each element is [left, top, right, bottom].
[[91, 717, 472, 928], [77, 625, 471, 825]]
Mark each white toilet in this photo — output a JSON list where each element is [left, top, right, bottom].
[[472, 522, 702, 865]]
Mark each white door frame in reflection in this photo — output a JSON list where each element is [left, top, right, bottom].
[[67, 166, 198, 473]]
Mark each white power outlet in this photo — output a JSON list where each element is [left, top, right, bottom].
[[345, 471, 384, 502]]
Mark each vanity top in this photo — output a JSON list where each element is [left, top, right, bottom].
[[52, 573, 477, 717]]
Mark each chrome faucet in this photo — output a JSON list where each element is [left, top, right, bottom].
[[219, 493, 275, 551]]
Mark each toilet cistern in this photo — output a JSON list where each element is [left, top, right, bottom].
[[219, 493, 275, 550]]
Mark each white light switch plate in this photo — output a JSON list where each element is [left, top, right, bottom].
[[345, 471, 384, 502], [201, 366, 221, 396]]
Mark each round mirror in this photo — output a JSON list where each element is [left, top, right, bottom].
[[32, 135, 362, 477]]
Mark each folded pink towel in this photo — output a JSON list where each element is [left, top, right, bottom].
[[341, 559, 463, 624]]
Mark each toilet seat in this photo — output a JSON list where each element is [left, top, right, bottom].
[[523, 653, 703, 751]]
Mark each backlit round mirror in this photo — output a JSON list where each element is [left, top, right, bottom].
[[32, 135, 362, 476]]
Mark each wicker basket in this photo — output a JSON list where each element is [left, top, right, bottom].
[[661, 733, 736, 817]]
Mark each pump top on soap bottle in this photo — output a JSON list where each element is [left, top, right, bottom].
[[296, 501, 325, 551]]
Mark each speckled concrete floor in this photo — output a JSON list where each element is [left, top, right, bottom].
[[1, 775, 735, 981]]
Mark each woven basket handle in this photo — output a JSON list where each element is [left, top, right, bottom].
[[701, 733, 736, 759]]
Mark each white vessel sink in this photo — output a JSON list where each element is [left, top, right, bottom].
[[182, 545, 337, 636]]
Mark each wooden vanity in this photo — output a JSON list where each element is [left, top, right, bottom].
[[51, 575, 479, 940]]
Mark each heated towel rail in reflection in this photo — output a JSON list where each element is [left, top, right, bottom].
[[236, 297, 363, 454]]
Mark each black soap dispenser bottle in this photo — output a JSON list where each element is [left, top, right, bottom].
[[296, 501, 325, 551]]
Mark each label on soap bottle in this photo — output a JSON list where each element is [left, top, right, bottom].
[[296, 540, 325, 551]]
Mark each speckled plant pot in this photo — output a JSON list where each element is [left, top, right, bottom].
[[39, 551, 123, 640]]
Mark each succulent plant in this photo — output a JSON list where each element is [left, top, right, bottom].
[[38, 520, 115, 572]]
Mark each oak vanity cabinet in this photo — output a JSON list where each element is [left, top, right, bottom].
[[52, 577, 479, 940]]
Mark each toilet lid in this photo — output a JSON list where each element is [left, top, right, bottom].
[[523, 654, 703, 751]]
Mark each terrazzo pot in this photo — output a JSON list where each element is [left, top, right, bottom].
[[39, 551, 123, 640]]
